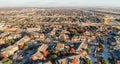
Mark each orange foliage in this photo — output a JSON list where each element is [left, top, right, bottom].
[[70, 48, 75, 53], [72, 58, 77, 64], [43, 51, 48, 57]]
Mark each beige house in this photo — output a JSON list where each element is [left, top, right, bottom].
[[0, 39, 5, 45], [15, 36, 30, 45], [71, 36, 81, 42], [39, 34, 46, 41], [75, 42, 88, 51], [0, 45, 19, 57], [6, 34, 21, 40], [55, 55, 81, 64], [59, 34, 69, 41], [31, 44, 48, 60], [0, 36, 30, 58], [56, 43, 65, 51], [27, 28, 40, 32]]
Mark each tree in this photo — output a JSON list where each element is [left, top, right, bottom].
[[78, 25, 81, 29], [1, 58, 12, 64], [52, 35, 57, 40], [52, 54, 57, 59], [72, 30, 79, 36], [99, 43, 105, 50], [86, 48, 91, 54], [102, 58, 108, 64], [84, 58, 92, 64], [23, 46, 29, 50], [5, 39, 15, 45]]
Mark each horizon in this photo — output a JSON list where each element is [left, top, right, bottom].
[[0, 0, 120, 7]]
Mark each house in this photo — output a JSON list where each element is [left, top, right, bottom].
[[6, 34, 21, 40], [85, 31, 90, 36], [3, 28, 20, 32], [33, 32, 40, 38], [55, 55, 81, 64], [74, 42, 88, 52], [38, 61, 52, 64], [59, 34, 69, 41], [39, 34, 45, 41], [61, 30, 70, 34], [90, 36, 95, 41], [27, 28, 40, 32], [71, 36, 81, 43], [56, 43, 65, 51], [0, 39, 5, 45], [0, 36, 30, 58], [56, 58, 67, 64], [37, 44, 48, 52], [80, 50, 87, 57], [28, 40, 38, 47], [49, 28, 56, 35], [45, 37, 51, 43], [32, 52, 43, 61], [115, 36, 120, 44], [31, 44, 48, 61], [15, 36, 30, 45], [0, 45, 19, 58], [0, 32, 10, 38]]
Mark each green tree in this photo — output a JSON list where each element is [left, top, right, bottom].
[[1, 58, 12, 64], [23, 46, 29, 50], [99, 43, 105, 50], [86, 48, 91, 54], [5, 39, 15, 45], [78, 25, 81, 28], [52, 54, 57, 59], [52, 35, 57, 40], [102, 58, 108, 64], [72, 30, 79, 36], [84, 58, 92, 64]]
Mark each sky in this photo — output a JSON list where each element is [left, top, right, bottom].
[[0, 0, 120, 7]]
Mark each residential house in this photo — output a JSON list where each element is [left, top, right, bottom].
[[49, 28, 56, 35], [74, 42, 88, 51], [71, 36, 81, 43], [31, 44, 48, 61], [55, 55, 81, 64], [6, 34, 21, 40], [39, 34, 46, 41], [33, 32, 40, 39], [45, 37, 51, 43], [115, 36, 120, 44], [61, 30, 70, 34], [27, 28, 40, 32], [0, 39, 5, 45], [59, 34, 69, 42], [15, 36, 30, 45], [0, 32, 10, 38], [56, 43, 65, 51], [85, 31, 91, 36], [0, 45, 19, 58], [38, 61, 52, 64], [0, 36, 30, 58], [3, 28, 20, 32]]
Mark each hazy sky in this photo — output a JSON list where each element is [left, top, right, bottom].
[[0, 0, 120, 7]]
